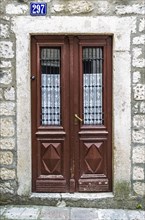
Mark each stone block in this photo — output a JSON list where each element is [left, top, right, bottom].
[[0, 182, 14, 194], [4, 87, 15, 100], [139, 18, 145, 32], [140, 101, 145, 113], [52, 1, 94, 14], [0, 60, 12, 68], [133, 35, 145, 45], [0, 24, 9, 38], [68, 1, 94, 14], [133, 115, 145, 128], [0, 88, 3, 100], [133, 84, 145, 100], [0, 168, 15, 180], [132, 102, 139, 114], [132, 129, 145, 144], [132, 47, 145, 68], [98, 209, 128, 220], [0, 70, 12, 85], [133, 71, 141, 84], [95, 1, 110, 14], [115, 4, 145, 15], [6, 4, 28, 14], [0, 138, 15, 149], [133, 146, 145, 163], [1, 16, 10, 21], [51, 4, 65, 13], [0, 42, 14, 58], [127, 210, 145, 220], [2, 207, 40, 220], [71, 207, 98, 220], [0, 151, 13, 165], [0, 117, 15, 137], [39, 207, 69, 220], [0, 101, 15, 116], [133, 182, 145, 196], [133, 166, 144, 180]]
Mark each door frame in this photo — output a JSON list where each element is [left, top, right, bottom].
[[31, 35, 112, 193], [13, 16, 132, 196]]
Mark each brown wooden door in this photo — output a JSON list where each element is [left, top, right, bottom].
[[31, 35, 112, 193]]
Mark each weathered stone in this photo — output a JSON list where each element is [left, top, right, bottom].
[[0, 118, 15, 137], [140, 101, 145, 113], [114, 181, 130, 198], [52, 1, 94, 14], [0, 138, 15, 150], [133, 84, 145, 100], [0, 168, 15, 180], [1, 16, 10, 21], [132, 102, 139, 114], [52, 4, 65, 13], [68, 1, 94, 14], [0, 182, 14, 194], [133, 101, 145, 114], [139, 18, 145, 32], [132, 48, 145, 68], [133, 115, 145, 128], [0, 102, 15, 116], [133, 182, 145, 196], [115, 4, 145, 15], [133, 166, 144, 180], [0, 151, 13, 165], [4, 87, 15, 100], [0, 60, 12, 68], [132, 129, 145, 144], [0, 88, 3, 100], [133, 71, 141, 84], [95, 1, 110, 14], [133, 146, 145, 163], [0, 24, 9, 38], [0, 42, 14, 58], [6, 4, 28, 14], [133, 35, 145, 45], [0, 70, 12, 85]]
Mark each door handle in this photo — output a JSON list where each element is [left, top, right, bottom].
[[74, 114, 83, 122]]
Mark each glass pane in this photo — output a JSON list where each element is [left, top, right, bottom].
[[41, 48, 61, 125], [83, 47, 103, 125]]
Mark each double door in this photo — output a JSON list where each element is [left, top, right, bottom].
[[31, 35, 112, 192]]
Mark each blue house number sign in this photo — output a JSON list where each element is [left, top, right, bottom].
[[30, 2, 47, 16]]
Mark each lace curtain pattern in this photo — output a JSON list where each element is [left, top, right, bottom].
[[83, 47, 103, 125], [41, 48, 61, 125]]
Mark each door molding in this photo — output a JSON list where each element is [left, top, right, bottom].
[[12, 16, 132, 196]]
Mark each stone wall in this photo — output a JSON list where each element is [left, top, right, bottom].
[[131, 16, 145, 196], [0, 1, 17, 194], [0, 0, 145, 208]]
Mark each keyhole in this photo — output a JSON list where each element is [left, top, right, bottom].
[[31, 75, 35, 80]]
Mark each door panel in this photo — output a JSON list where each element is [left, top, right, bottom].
[[31, 35, 112, 193], [31, 36, 70, 192], [76, 37, 112, 192]]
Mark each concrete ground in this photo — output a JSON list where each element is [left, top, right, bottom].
[[0, 205, 145, 220]]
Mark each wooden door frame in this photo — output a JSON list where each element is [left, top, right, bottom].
[[31, 35, 112, 193]]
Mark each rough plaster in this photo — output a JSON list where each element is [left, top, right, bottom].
[[11, 16, 133, 196]]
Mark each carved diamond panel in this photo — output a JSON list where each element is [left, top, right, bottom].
[[41, 143, 61, 174], [84, 142, 103, 174]]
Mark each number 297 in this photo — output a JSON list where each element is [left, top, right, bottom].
[[30, 3, 47, 16]]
